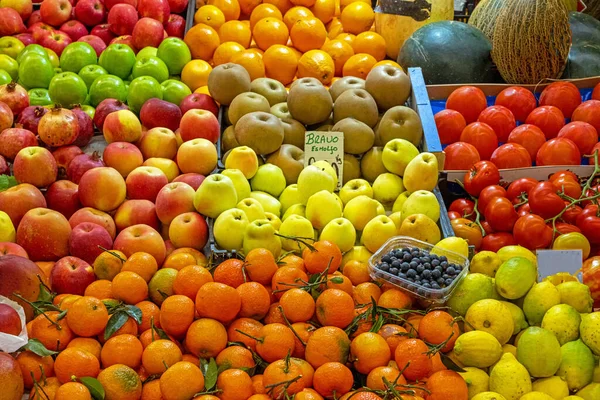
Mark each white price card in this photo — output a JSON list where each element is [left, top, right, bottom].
[[536, 250, 583, 280], [304, 131, 344, 191]]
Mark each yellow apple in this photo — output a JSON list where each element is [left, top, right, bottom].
[[243, 218, 282, 257], [237, 198, 266, 222], [305, 190, 342, 230], [279, 215, 315, 252], [339, 179, 373, 205], [403, 152, 438, 193], [398, 214, 441, 244], [401, 190, 440, 222], [0, 210, 15, 242], [320, 217, 356, 253], [279, 184, 302, 214], [250, 191, 282, 217], [361, 215, 397, 253], [283, 204, 306, 220], [343, 195, 380, 231], [213, 209, 249, 250], [222, 168, 251, 200]]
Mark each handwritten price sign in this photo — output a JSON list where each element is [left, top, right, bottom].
[[304, 131, 344, 191]]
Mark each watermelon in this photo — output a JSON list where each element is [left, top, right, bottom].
[[569, 11, 600, 43], [562, 12, 600, 79]]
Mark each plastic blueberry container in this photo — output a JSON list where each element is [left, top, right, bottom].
[[368, 236, 470, 305]]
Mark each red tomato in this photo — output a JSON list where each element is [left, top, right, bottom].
[[484, 196, 518, 232], [528, 181, 565, 219], [481, 232, 516, 252], [572, 100, 600, 134], [517, 203, 532, 217], [495, 86, 537, 122], [536, 138, 581, 166], [550, 171, 579, 183], [444, 142, 481, 170], [552, 176, 582, 199], [507, 177, 538, 203], [477, 185, 507, 213], [576, 205, 599, 226], [451, 218, 483, 250], [507, 124, 546, 161], [562, 204, 583, 225], [555, 222, 581, 234], [539, 81, 582, 119], [578, 215, 600, 244], [449, 199, 475, 219], [490, 143, 532, 169], [593, 83, 600, 101], [434, 109, 467, 145], [591, 142, 600, 157], [463, 161, 500, 197], [446, 86, 488, 123], [477, 105, 517, 142], [447, 211, 462, 220], [480, 220, 494, 235], [525, 106, 566, 139], [459, 122, 498, 160], [582, 256, 600, 307], [557, 121, 598, 156], [513, 214, 554, 250]]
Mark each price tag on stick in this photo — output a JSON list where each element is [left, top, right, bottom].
[[536, 250, 583, 281], [304, 131, 344, 191]]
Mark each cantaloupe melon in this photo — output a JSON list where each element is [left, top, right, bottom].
[[468, 0, 505, 41]]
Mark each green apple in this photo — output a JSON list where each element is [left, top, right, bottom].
[[124, 81, 130, 93], [381, 138, 419, 176], [343, 195, 380, 231], [213, 208, 249, 251], [305, 190, 342, 230], [79, 64, 108, 90], [157, 37, 192, 76], [18, 54, 55, 89], [127, 76, 163, 113], [242, 218, 282, 258], [265, 212, 281, 231], [60, 42, 97, 74], [249, 191, 281, 218], [250, 163, 286, 197], [194, 174, 238, 219], [132, 56, 169, 83], [221, 169, 251, 201], [392, 191, 410, 213], [279, 215, 315, 251], [99, 44, 136, 80], [373, 173, 405, 209], [0, 69, 11, 85], [0, 55, 18, 81], [81, 105, 95, 120], [362, 215, 396, 253], [312, 160, 338, 188], [17, 44, 49, 64], [398, 214, 440, 244], [49, 72, 88, 107], [136, 46, 158, 61], [320, 217, 356, 253], [339, 179, 373, 205], [161, 79, 191, 106], [54, 67, 62, 75], [89, 74, 127, 107], [45, 48, 60, 68], [0, 37, 24, 60], [403, 152, 439, 193], [28, 88, 52, 106], [237, 198, 266, 222], [401, 190, 440, 223], [297, 165, 335, 205], [279, 184, 301, 214]]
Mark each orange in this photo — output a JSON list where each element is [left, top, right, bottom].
[[430, 352, 447, 374], [160, 295, 195, 339], [55, 382, 91, 400], [252, 375, 265, 395], [291, 322, 316, 358], [185, 318, 228, 358], [208, 0, 241, 20], [340, 1, 374, 34], [247, 47, 265, 57], [194, 5, 226, 30], [290, 0, 315, 7], [160, 361, 205, 400], [283, 6, 313, 30], [136, 301, 161, 333], [31, 311, 74, 351], [377, 288, 412, 310], [263, 45, 298, 85], [184, 23, 220, 61], [312, 362, 353, 398], [304, 326, 351, 368], [239, 0, 262, 15], [250, 4, 283, 29], [321, 39, 354, 76], [244, 248, 279, 285], [162, 252, 197, 271], [353, 282, 381, 305], [216, 369, 254, 400], [342, 53, 376, 79], [213, 258, 246, 288], [248, 395, 270, 400], [264, 0, 294, 14], [394, 339, 432, 381], [327, 18, 344, 39], [93, 250, 125, 281], [271, 266, 309, 299], [378, 324, 409, 354], [291, 357, 315, 387], [84, 279, 113, 300], [296, 388, 325, 400], [227, 318, 264, 351], [121, 252, 158, 282], [215, 346, 256, 370], [264, 302, 286, 324], [54, 347, 100, 383], [340, 0, 369, 7], [36, 261, 54, 279], [426, 370, 469, 400], [254, 323, 296, 363], [112, 271, 149, 305], [366, 366, 407, 391], [352, 31, 386, 61], [303, 240, 342, 274], [66, 296, 108, 337], [196, 282, 241, 323], [325, 273, 352, 294], [310, 0, 335, 24], [335, 32, 355, 47], [182, 354, 199, 365], [280, 288, 315, 322], [97, 364, 142, 400], [350, 332, 391, 374], [342, 260, 370, 285], [141, 380, 163, 400], [315, 289, 354, 328], [173, 265, 213, 300], [219, 20, 252, 48], [236, 282, 271, 320], [170, 247, 208, 266], [253, 18, 290, 51], [101, 334, 143, 369], [16, 351, 55, 389], [102, 316, 139, 342], [213, 42, 246, 65], [29, 377, 60, 400], [231, 50, 265, 81], [290, 17, 327, 52], [181, 59, 213, 92], [279, 254, 305, 271], [374, 60, 402, 70], [67, 338, 102, 360], [263, 358, 305, 398], [142, 339, 183, 375], [57, 294, 81, 311], [418, 311, 460, 353]]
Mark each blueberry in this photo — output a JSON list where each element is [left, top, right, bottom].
[[430, 254, 439, 260], [442, 274, 449, 279], [379, 262, 389, 271], [432, 270, 441, 279], [398, 272, 406, 279], [382, 255, 391, 263], [423, 262, 432, 270], [455, 264, 463, 271], [422, 282, 431, 288], [441, 261, 449, 269], [411, 247, 419, 252], [431, 259, 440, 267], [422, 270, 432, 279], [439, 256, 448, 262], [407, 269, 417, 278], [400, 262, 409, 271], [409, 261, 418, 269], [416, 265, 425, 273], [390, 267, 399, 275], [402, 247, 410, 253], [445, 278, 454, 286], [407, 277, 415, 282], [432, 282, 440, 290], [447, 267, 456, 275], [437, 277, 445, 285], [403, 253, 412, 261], [414, 279, 421, 285], [411, 251, 420, 257], [421, 256, 431, 263]]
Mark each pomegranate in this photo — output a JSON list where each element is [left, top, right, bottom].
[[93, 98, 129, 131], [0, 155, 8, 175], [38, 107, 79, 147], [0, 7, 26, 36], [52, 145, 83, 178], [0, 127, 38, 160], [0, 82, 29, 116], [71, 106, 94, 147], [0, 101, 13, 131], [67, 151, 105, 184], [16, 106, 49, 135]]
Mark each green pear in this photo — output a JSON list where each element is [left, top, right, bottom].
[[297, 165, 335, 204], [243, 218, 282, 257], [193, 174, 238, 219], [305, 190, 342, 230], [213, 208, 249, 251], [361, 215, 396, 253], [320, 217, 356, 253], [265, 212, 281, 231], [279, 215, 315, 252], [343, 195, 380, 231], [403, 152, 438, 193], [373, 173, 404, 208], [222, 169, 251, 200], [250, 163, 287, 197], [279, 184, 302, 214], [250, 191, 282, 217], [237, 198, 266, 222], [312, 160, 338, 188], [398, 214, 440, 244], [283, 204, 306, 220], [339, 179, 373, 205], [401, 190, 440, 223], [392, 191, 410, 213], [381, 138, 419, 176]]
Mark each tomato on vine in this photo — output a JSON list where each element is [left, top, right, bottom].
[[484, 197, 519, 233], [463, 161, 500, 197], [477, 185, 507, 214], [513, 214, 553, 250], [450, 218, 483, 250], [481, 232, 516, 252], [506, 177, 538, 204], [528, 181, 565, 219]]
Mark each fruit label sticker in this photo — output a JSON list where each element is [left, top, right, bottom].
[[536, 250, 582, 280], [304, 131, 344, 191]]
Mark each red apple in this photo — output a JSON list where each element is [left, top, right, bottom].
[[171, 173, 205, 190], [50, 256, 95, 295], [103, 0, 136, 10], [0, 183, 46, 227], [125, 166, 168, 202], [138, 127, 178, 160], [179, 109, 219, 143], [113, 224, 166, 265], [16, 105, 48, 135], [0, 101, 12, 132], [179, 93, 218, 117], [52, 145, 83, 178], [0, 242, 29, 258], [59, 20, 87, 41], [78, 166, 126, 212], [90, 23, 114, 45], [71, 106, 94, 147], [165, 14, 184, 38], [14, 146, 57, 188], [132, 17, 163, 50], [17, 207, 71, 261], [74, 0, 105, 27], [107, 3, 137, 36], [167, 0, 187, 14], [169, 212, 208, 250], [137, 0, 169, 24], [0, 303, 22, 335], [69, 207, 116, 239], [0, 255, 46, 320], [27, 10, 41, 26], [45, 180, 81, 219], [0, 7, 25, 36], [155, 181, 195, 225], [77, 34, 105, 57], [38, 29, 71, 56], [40, 0, 72, 27], [0, 155, 8, 175], [109, 34, 136, 53], [114, 199, 160, 231], [67, 151, 105, 184], [0, 127, 38, 160], [14, 32, 34, 45], [68, 222, 113, 264], [28, 21, 54, 42], [140, 98, 182, 132], [103, 141, 143, 177], [93, 98, 129, 131], [1, 0, 33, 21]]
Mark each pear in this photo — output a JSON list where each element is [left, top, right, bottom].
[[279, 215, 315, 252], [297, 165, 335, 204], [343, 154, 361, 184], [243, 218, 282, 257], [283, 204, 306, 220], [320, 217, 356, 253], [403, 152, 438, 193], [398, 214, 441, 244], [489, 353, 532, 400], [339, 179, 373, 205], [343, 195, 380, 231], [250, 163, 287, 197], [193, 174, 238, 219], [392, 191, 410, 213], [312, 160, 338, 188], [279, 184, 302, 214], [362, 215, 396, 253], [381, 138, 419, 176], [213, 209, 248, 251], [373, 173, 404, 208], [401, 190, 440, 222], [222, 168, 251, 200], [305, 190, 342, 230], [265, 212, 282, 231], [249, 191, 282, 217], [237, 198, 266, 222]]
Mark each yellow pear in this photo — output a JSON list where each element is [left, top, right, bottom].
[[392, 191, 410, 213], [403, 152, 438, 192], [401, 190, 440, 222]]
